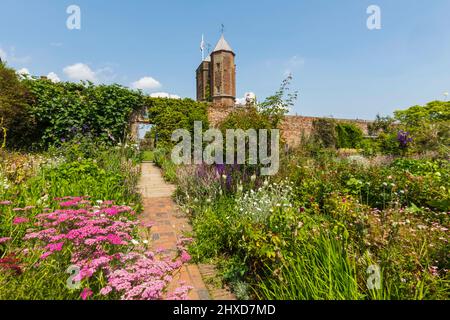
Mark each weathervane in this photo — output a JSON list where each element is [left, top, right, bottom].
[[221, 24, 225, 35]]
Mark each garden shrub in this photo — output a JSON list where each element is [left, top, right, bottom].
[[24, 79, 145, 148], [335, 123, 363, 149], [0, 62, 36, 149], [145, 97, 209, 148], [311, 118, 337, 148]]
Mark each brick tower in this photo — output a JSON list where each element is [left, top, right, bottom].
[[196, 35, 236, 107]]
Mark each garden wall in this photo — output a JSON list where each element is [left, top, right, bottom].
[[208, 105, 371, 148]]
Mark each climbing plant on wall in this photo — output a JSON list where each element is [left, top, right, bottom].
[[145, 97, 209, 148], [23, 79, 145, 148]]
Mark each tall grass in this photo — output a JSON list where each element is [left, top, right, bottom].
[[258, 234, 363, 300]]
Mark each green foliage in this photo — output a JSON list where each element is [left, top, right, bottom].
[[258, 74, 298, 127], [0, 62, 36, 149], [178, 150, 449, 300], [311, 118, 337, 148], [335, 123, 363, 149], [141, 150, 154, 162], [153, 147, 178, 183], [258, 233, 362, 300], [146, 97, 209, 148], [24, 79, 145, 148], [394, 101, 450, 127], [369, 101, 450, 156]]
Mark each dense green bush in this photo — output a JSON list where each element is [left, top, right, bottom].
[[370, 101, 450, 156], [146, 97, 209, 148], [336, 123, 363, 149], [24, 79, 145, 148], [311, 118, 337, 148], [0, 63, 36, 149]]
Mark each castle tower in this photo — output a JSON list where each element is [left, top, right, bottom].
[[196, 35, 236, 107], [196, 56, 211, 102], [210, 35, 236, 106]]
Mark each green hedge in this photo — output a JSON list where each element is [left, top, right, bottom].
[[146, 97, 209, 147], [24, 79, 145, 148]]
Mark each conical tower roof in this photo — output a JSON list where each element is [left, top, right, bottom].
[[213, 35, 233, 53]]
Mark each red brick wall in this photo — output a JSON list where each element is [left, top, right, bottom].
[[208, 105, 371, 148]]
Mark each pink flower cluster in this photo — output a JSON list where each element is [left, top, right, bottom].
[[22, 197, 192, 300]]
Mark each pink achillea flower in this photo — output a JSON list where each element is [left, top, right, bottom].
[[100, 286, 113, 296], [80, 288, 93, 300], [180, 251, 191, 263], [167, 285, 193, 300], [45, 242, 64, 252], [0, 201, 12, 205], [106, 234, 123, 245], [22, 198, 192, 301], [13, 217, 29, 225], [0, 237, 12, 244], [40, 252, 52, 260]]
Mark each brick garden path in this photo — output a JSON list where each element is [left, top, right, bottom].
[[137, 162, 210, 300]]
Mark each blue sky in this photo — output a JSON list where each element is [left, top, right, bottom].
[[1, 0, 449, 119]]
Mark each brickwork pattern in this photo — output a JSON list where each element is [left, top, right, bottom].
[[138, 162, 210, 300]]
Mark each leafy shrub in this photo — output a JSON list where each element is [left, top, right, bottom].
[[0, 62, 36, 149], [336, 123, 363, 149], [311, 118, 337, 148], [146, 98, 209, 148], [24, 79, 145, 148]]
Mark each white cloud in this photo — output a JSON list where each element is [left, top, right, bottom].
[[47, 72, 61, 83], [131, 77, 162, 91], [150, 92, 181, 99], [63, 63, 97, 82]]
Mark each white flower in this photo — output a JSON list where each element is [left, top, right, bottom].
[[263, 180, 269, 187], [143, 240, 149, 244], [222, 174, 227, 180], [96, 200, 103, 204], [250, 175, 256, 182], [131, 239, 139, 245]]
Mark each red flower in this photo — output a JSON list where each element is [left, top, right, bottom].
[[0, 253, 22, 275]]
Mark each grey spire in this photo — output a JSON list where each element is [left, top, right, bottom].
[[213, 35, 233, 53]]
